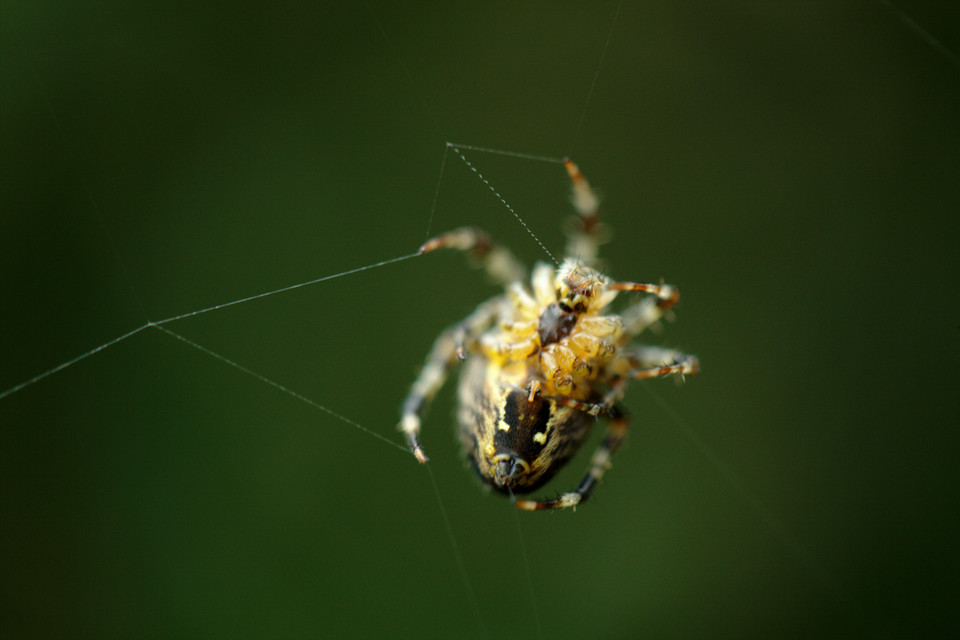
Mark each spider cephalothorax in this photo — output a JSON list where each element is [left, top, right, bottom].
[[400, 158, 698, 510]]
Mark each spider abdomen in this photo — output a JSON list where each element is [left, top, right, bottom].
[[456, 356, 594, 494]]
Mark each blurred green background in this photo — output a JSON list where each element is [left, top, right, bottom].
[[2, 1, 959, 638]]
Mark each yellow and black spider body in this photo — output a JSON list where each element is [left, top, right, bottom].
[[457, 354, 595, 494], [400, 158, 698, 510]]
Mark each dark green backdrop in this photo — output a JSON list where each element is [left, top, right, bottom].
[[3, 2, 958, 638]]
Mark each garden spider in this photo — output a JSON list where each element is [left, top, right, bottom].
[[400, 159, 699, 510]]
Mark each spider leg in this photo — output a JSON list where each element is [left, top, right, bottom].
[[612, 281, 681, 338], [477, 333, 539, 363], [550, 394, 609, 417], [399, 297, 501, 463], [513, 405, 630, 511], [609, 280, 679, 309], [623, 346, 700, 380], [420, 227, 526, 287], [563, 159, 609, 266]]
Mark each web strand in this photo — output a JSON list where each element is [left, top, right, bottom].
[[0, 324, 151, 400], [425, 465, 488, 640], [154, 252, 420, 326], [156, 325, 411, 456], [446, 142, 564, 164], [448, 144, 559, 265], [875, 0, 960, 71], [423, 144, 450, 243], [575, 0, 623, 138], [1, 251, 420, 400], [363, 1, 446, 139], [508, 488, 544, 640]]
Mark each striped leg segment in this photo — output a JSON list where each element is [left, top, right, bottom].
[[624, 346, 700, 380], [563, 159, 609, 266], [608, 280, 679, 310], [614, 281, 682, 338], [420, 227, 526, 287]]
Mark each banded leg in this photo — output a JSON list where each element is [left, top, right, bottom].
[[614, 281, 681, 338], [514, 406, 630, 511], [550, 393, 614, 417], [609, 280, 679, 310], [400, 297, 501, 462], [563, 159, 609, 266], [624, 346, 700, 380], [420, 227, 526, 287]]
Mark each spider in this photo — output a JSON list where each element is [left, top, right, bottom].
[[400, 159, 699, 510]]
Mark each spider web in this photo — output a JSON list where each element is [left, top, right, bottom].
[[3, 2, 960, 638]]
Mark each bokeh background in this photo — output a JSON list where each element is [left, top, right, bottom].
[[2, 1, 958, 638]]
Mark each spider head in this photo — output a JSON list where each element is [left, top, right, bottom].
[[555, 259, 610, 314]]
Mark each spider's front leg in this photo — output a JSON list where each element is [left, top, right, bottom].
[[612, 279, 682, 338], [399, 297, 501, 463], [563, 159, 609, 267], [420, 227, 526, 287], [513, 405, 630, 511]]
